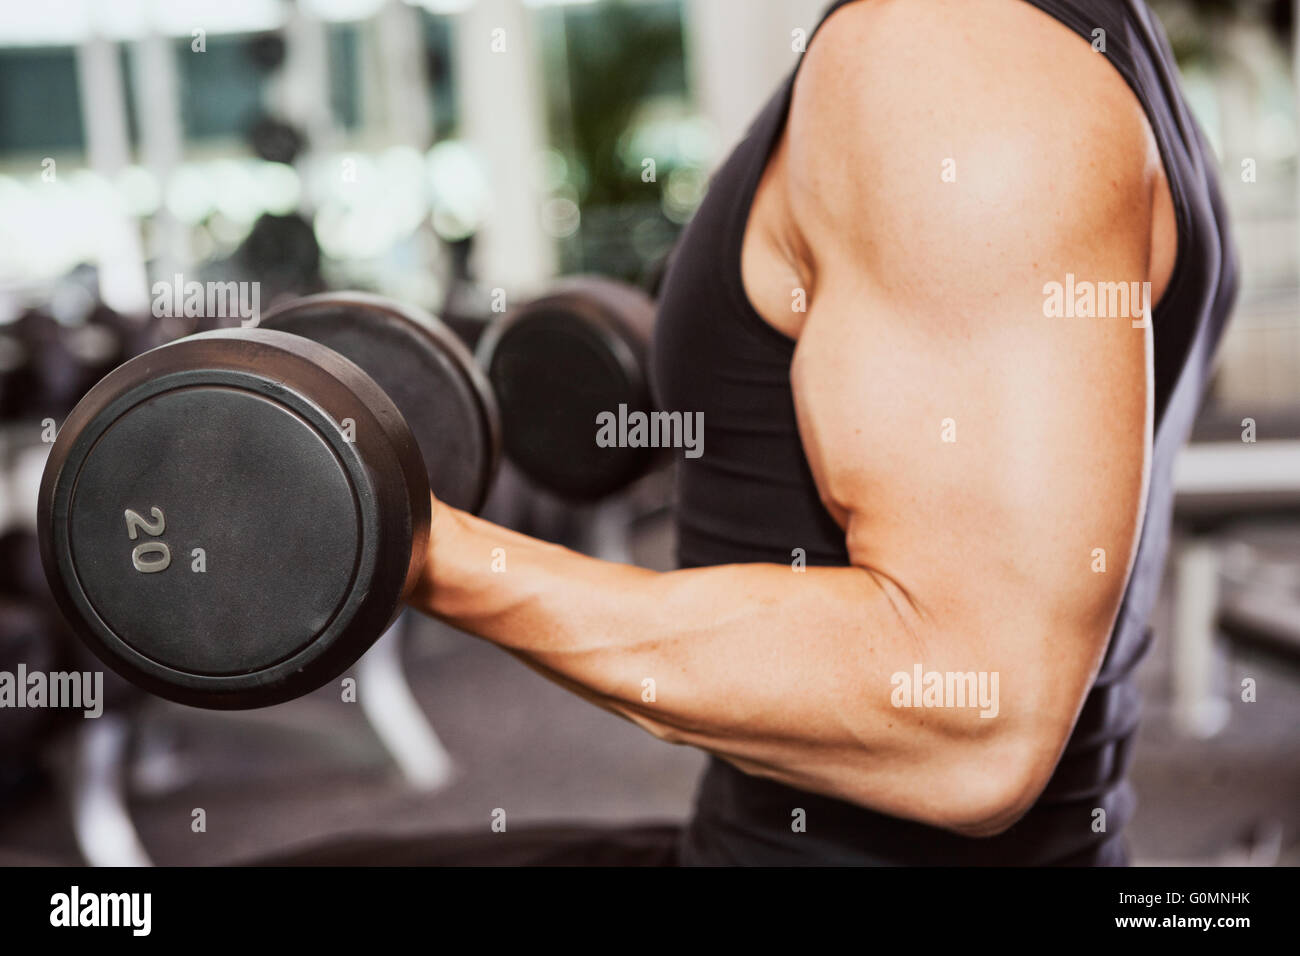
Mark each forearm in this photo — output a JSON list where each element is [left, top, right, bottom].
[[407, 498, 1045, 833]]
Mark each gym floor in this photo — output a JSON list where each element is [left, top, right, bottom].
[[0, 502, 1296, 867]]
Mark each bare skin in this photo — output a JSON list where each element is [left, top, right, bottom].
[[408, 0, 1179, 837]]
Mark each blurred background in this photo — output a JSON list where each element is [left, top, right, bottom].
[[0, 0, 1296, 866]]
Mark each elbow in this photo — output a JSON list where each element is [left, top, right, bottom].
[[942, 782, 1039, 839], [935, 732, 1057, 838], [833, 722, 1056, 838], [830, 726, 1058, 838]]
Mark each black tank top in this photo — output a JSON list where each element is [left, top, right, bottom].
[[651, 0, 1238, 865]]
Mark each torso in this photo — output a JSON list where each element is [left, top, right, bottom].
[[652, 0, 1237, 865]]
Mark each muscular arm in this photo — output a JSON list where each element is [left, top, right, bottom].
[[408, 0, 1161, 836]]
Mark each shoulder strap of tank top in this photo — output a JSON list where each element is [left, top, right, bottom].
[[1120, 0, 1202, 175]]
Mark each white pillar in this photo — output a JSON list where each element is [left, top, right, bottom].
[[454, 0, 554, 293], [377, 0, 435, 149], [684, 0, 822, 164], [1171, 538, 1230, 737], [279, 9, 337, 159], [76, 36, 149, 313], [76, 37, 132, 176], [130, 33, 190, 277]]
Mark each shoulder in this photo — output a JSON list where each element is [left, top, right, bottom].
[[795, 0, 1153, 149], [785, 0, 1162, 284]]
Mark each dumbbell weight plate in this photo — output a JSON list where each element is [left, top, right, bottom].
[[477, 276, 657, 501], [262, 292, 500, 513], [37, 329, 429, 710]]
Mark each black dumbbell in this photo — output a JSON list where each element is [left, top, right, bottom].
[[0, 530, 48, 601], [0, 331, 31, 421], [246, 32, 287, 72], [38, 298, 499, 710], [477, 275, 659, 501], [12, 308, 122, 421], [13, 309, 69, 418], [246, 115, 306, 166], [262, 293, 500, 514], [237, 213, 322, 295]]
